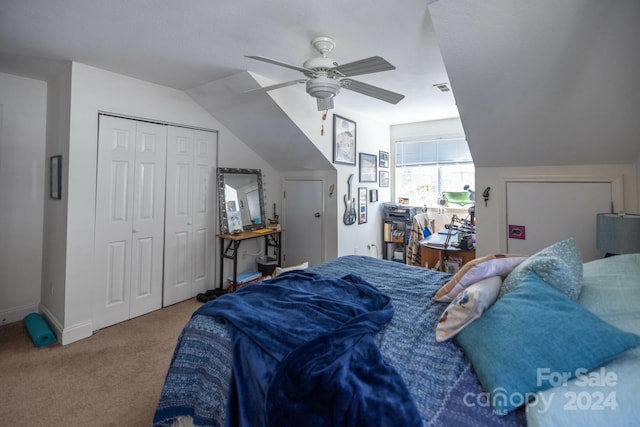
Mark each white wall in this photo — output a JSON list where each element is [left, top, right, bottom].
[[42, 62, 280, 344], [262, 80, 391, 259], [475, 164, 638, 258], [40, 65, 71, 329], [0, 72, 47, 324], [332, 110, 390, 258]]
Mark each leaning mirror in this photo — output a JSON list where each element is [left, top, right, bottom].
[[217, 167, 266, 234]]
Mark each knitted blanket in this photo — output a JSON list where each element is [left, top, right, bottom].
[[153, 256, 525, 427]]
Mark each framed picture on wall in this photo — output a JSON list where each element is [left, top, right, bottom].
[[50, 155, 62, 200], [379, 170, 389, 188], [370, 189, 378, 202], [359, 152, 377, 183], [333, 115, 356, 165], [379, 150, 389, 168], [358, 187, 368, 224]]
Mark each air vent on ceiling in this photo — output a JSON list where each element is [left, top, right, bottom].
[[433, 82, 451, 92]]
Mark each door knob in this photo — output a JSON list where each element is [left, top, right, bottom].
[[187, 221, 192, 225], [132, 227, 140, 233], [314, 212, 321, 218]]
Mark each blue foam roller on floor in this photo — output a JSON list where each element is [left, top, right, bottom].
[[23, 313, 56, 347]]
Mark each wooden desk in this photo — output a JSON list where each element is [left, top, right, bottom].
[[217, 228, 284, 292], [420, 243, 475, 272]]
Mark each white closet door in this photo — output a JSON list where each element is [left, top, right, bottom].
[[191, 130, 216, 296], [506, 181, 612, 261], [94, 116, 167, 329], [164, 127, 216, 305], [129, 122, 167, 317]]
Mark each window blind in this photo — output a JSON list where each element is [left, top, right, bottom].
[[396, 138, 472, 166]]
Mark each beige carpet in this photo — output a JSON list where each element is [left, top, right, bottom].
[[0, 298, 201, 427]]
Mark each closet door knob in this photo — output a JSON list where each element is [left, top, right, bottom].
[[187, 221, 192, 226], [132, 227, 140, 233]]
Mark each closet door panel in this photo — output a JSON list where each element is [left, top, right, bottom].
[[164, 127, 195, 305], [194, 227, 207, 282], [191, 130, 216, 295], [164, 127, 217, 305], [130, 122, 166, 318], [95, 116, 166, 329], [95, 116, 136, 329], [106, 241, 128, 305]]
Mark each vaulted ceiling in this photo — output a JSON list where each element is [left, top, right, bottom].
[[429, 0, 640, 167], [0, 0, 455, 125], [1, 0, 638, 169]]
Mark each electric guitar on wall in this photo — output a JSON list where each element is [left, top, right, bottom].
[[343, 174, 356, 225]]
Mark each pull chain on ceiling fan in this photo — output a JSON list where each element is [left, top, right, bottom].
[[246, 36, 405, 111]]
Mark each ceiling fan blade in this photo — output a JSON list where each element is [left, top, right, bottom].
[[333, 56, 395, 77], [341, 79, 405, 104], [245, 79, 307, 93], [245, 55, 309, 74]]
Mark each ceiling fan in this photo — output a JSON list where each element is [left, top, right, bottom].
[[246, 36, 405, 111]]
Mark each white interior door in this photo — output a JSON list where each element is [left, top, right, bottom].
[[129, 122, 167, 317], [283, 179, 324, 266], [94, 116, 166, 329], [191, 130, 216, 296], [164, 127, 216, 305], [506, 181, 612, 262]]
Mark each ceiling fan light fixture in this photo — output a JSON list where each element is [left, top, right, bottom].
[[306, 77, 340, 103], [316, 97, 334, 111], [246, 36, 404, 111]]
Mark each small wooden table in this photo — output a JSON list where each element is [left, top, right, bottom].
[[420, 244, 476, 272], [217, 228, 284, 292], [419, 231, 475, 272]]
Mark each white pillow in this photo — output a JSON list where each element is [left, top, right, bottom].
[[432, 254, 526, 303], [435, 276, 502, 342], [274, 261, 309, 276]]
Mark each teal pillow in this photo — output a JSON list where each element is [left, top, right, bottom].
[[500, 238, 582, 300], [455, 271, 640, 416]]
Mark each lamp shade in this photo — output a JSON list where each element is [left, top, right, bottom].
[[596, 213, 640, 255]]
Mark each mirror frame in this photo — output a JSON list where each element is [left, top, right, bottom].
[[217, 167, 266, 234]]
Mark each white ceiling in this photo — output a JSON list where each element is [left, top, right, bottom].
[[429, 0, 640, 167], [2, 0, 639, 169], [0, 0, 458, 125]]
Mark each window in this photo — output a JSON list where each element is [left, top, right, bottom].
[[395, 138, 474, 207]]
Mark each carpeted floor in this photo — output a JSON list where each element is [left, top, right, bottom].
[[0, 298, 201, 427]]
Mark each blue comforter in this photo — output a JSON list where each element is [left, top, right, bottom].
[[154, 255, 525, 427], [195, 270, 422, 427]]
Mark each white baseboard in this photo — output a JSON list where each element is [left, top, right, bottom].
[[0, 302, 39, 326], [39, 304, 93, 345], [60, 320, 93, 345]]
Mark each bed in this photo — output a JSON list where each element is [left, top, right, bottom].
[[153, 241, 640, 427]]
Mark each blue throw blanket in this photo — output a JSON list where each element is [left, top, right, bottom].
[[195, 270, 422, 427]]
